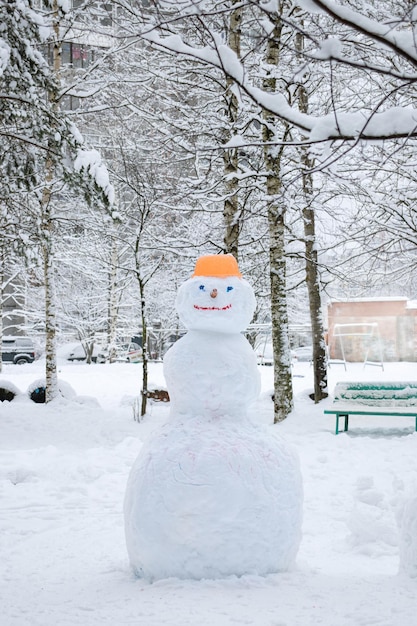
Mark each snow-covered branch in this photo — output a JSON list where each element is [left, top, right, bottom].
[[297, 0, 417, 67], [143, 28, 417, 143], [74, 148, 115, 205]]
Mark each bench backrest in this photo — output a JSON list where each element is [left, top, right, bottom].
[[333, 382, 417, 406]]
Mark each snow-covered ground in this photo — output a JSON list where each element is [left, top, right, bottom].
[[1, 356, 417, 626]]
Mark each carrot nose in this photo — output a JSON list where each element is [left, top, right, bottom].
[[210, 288, 218, 299]]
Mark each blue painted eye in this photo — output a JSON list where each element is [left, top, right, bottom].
[[226, 286, 233, 292], [199, 285, 205, 291]]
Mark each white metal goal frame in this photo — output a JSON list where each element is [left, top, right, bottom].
[[329, 322, 384, 370]]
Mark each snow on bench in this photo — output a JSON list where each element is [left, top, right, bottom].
[[324, 381, 417, 435]]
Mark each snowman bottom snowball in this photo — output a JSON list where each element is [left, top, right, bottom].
[[124, 418, 303, 581]]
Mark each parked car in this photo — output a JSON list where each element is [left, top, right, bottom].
[[256, 342, 314, 365], [115, 342, 142, 363], [96, 342, 142, 364], [67, 343, 99, 363], [291, 345, 313, 362], [1, 336, 39, 364]]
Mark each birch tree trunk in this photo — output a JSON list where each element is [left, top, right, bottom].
[[223, 0, 242, 260], [268, 198, 294, 422], [43, 210, 58, 402], [263, 16, 293, 422], [42, 0, 61, 402]]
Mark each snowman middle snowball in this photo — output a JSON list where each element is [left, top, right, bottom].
[[164, 272, 261, 420]]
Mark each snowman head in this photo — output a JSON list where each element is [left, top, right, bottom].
[[176, 255, 256, 333]]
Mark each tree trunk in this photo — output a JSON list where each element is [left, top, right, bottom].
[[43, 220, 58, 402], [107, 233, 119, 363], [302, 164, 328, 402], [223, 0, 241, 260], [263, 18, 293, 422], [295, 27, 328, 402], [268, 202, 294, 422], [139, 279, 148, 418], [84, 339, 95, 364], [134, 238, 149, 418], [42, 0, 61, 402]]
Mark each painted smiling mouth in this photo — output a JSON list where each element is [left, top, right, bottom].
[[193, 304, 232, 311]]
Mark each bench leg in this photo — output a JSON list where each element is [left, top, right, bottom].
[[335, 414, 349, 435]]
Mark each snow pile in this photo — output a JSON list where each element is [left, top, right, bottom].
[[399, 496, 417, 578], [347, 476, 398, 557], [0, 379, 20, 402]]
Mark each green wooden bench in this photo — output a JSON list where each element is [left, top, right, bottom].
[[324, 381, 417, 435]]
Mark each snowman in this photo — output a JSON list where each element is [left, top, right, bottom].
[[124, 254, 303, 580]]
